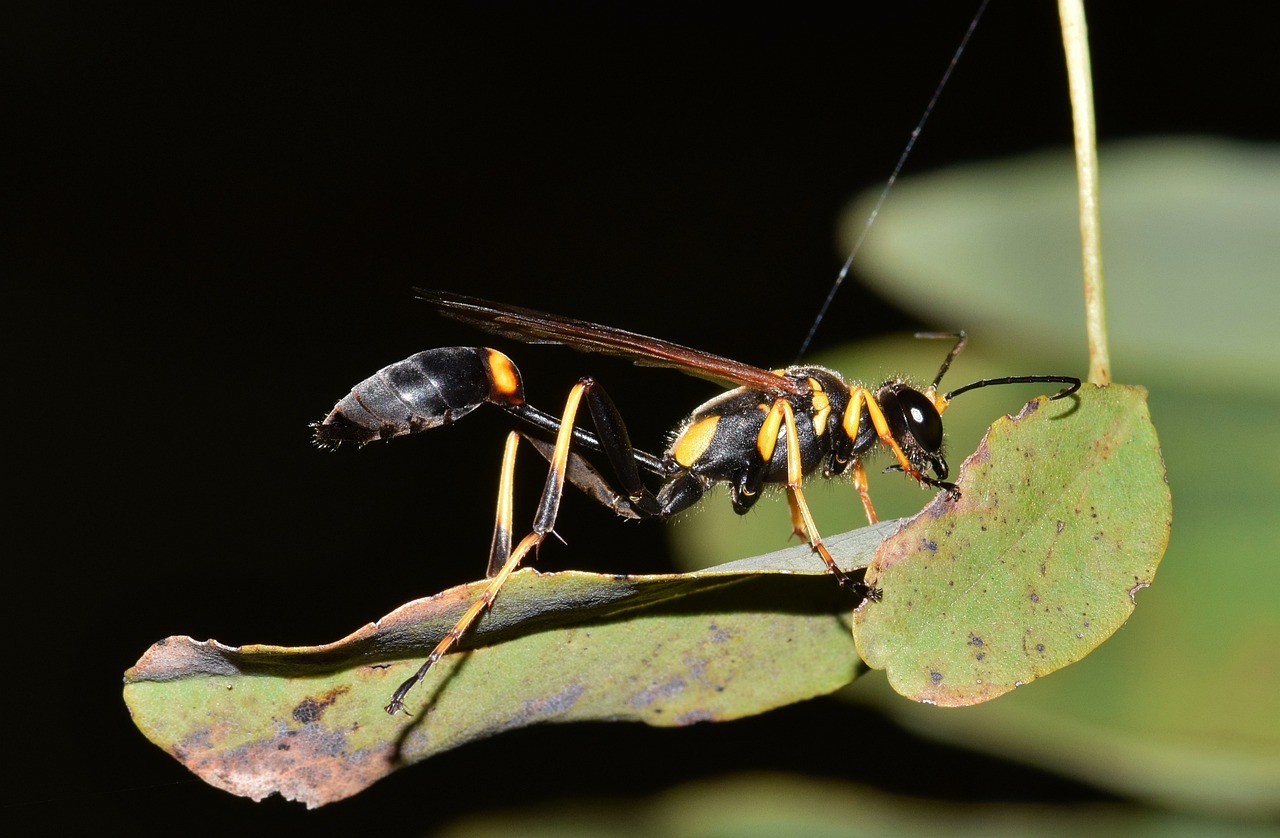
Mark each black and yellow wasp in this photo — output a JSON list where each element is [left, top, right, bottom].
[[313, 288, 1079, 714]]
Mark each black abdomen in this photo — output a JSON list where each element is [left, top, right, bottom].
[[312, 347, 524, 447]]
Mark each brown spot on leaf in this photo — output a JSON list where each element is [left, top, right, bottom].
[[179, 722, 395, 809], [292, 687, 350, 725]]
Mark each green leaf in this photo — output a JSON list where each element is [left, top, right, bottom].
[[123, 526, 889, 808], [430, 773, 1247, 838], [819, 137, 1280, 816], [854, 385, 1169, 705]]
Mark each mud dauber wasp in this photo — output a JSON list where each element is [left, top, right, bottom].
[[313, 288, 1080, 715]]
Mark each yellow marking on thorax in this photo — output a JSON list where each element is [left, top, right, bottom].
[[757, 401, 784, 462], [807, 377, 830, 436], [672, 415, 720, 468], [843, 386, 870, 439]]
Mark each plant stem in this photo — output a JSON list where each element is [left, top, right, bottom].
[[1059, 0, 1111, 385]]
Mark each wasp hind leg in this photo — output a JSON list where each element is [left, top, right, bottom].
[[386, 378, 655, 715], [385, 431, 536, 715], [517, 433, 647, 522]]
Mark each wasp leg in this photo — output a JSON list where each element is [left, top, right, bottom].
[[850, 459, 879, 524], [387, 378, 662, 715], [512, 381, 707, 524], [386, 432, 529, 715], [519, 433, 644, 520], [576, 381, 665, 518], [849, 387, 957, 497], [386, 381, 597, 715], [504, 386, 670, 520], [384, 531, 545, 716], [505, 401, 668, 479], [785, 490, 806, 540], [765, 399, 872, 600], [485, 432, 520, 578]]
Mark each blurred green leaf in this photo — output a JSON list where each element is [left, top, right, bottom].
[[843, 137, 1280, 391], [433, 773, 1275, 838]]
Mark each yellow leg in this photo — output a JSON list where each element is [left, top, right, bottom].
[[847, 387, 933, 485], [486, 432, 520, 578], [851, 459, 878, 524], [386, 383, 591, 715], [770, 399, 858, 590], [786, 491, 806, 540]]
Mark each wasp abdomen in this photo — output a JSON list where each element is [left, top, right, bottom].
[[313, 347, 525, 447]]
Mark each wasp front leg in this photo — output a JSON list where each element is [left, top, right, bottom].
[[846, 387, 958, 502]]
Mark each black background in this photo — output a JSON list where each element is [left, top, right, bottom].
[[8, 3, 1272, 831]]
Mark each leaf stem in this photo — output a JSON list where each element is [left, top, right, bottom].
[[1059, 0, 1111, 385]]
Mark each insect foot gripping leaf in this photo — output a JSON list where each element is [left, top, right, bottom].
[[853, 384, 1170, 706]]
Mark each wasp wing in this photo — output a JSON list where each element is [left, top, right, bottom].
[[414, 289, 802, 394]]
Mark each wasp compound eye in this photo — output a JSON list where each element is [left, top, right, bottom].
[[898, 388, 944, 454], [877, 386, 944, 455]]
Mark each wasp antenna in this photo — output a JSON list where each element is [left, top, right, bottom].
[[944, 375, 1082, 402], [793, 0, 991, 361], [913, 331, 967, 391]]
